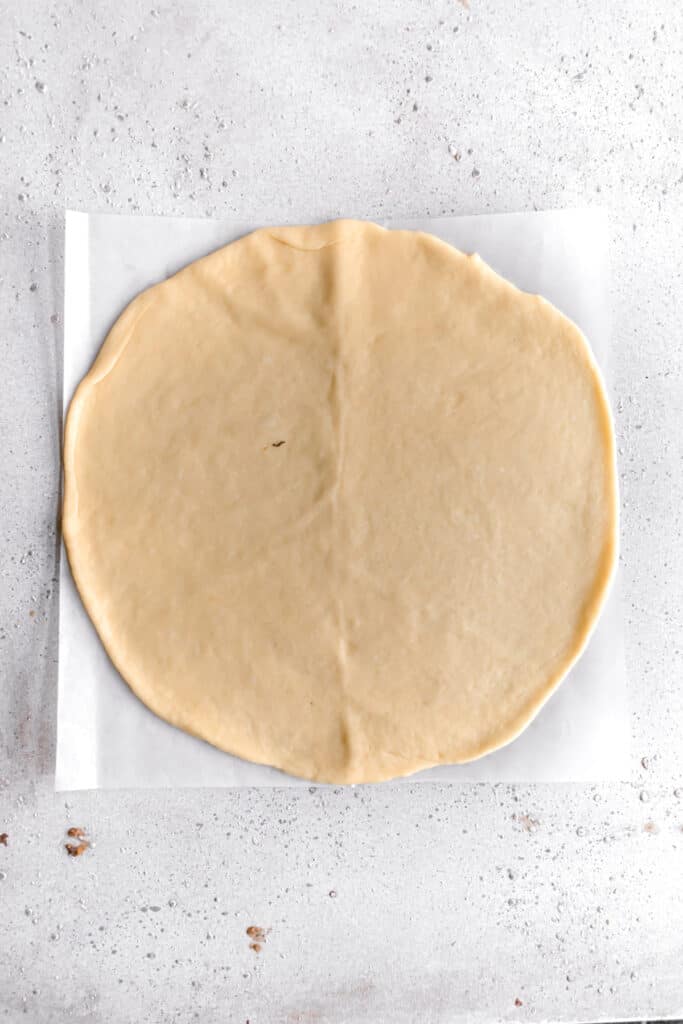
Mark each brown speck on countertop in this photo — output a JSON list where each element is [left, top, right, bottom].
[[643, 820, 659, 834], [65, 841, 89, 856], [513, 813, 540, 833], [271, 440, 286, 447], [514, 997, 523, 1007], [246, 925, 268, 942], [65, 825, 90, 855], [249, 942, 262, 953], [0, 833, 8, 846]]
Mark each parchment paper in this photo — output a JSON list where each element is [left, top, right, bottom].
[[56, 209, 628, 790]]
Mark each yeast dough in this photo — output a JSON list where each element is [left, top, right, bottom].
[[63, 220, 617, 783]]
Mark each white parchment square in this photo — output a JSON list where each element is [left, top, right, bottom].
[[57, 209, 628, 789]]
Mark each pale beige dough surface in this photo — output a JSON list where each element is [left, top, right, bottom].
[[63, 219, 618, 783]]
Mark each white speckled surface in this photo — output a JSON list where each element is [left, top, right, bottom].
[[0, 1, 682, 1021]]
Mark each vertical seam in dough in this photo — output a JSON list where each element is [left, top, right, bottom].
[[328, 276, 352, 767]]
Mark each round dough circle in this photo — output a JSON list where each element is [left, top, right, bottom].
[[63, 220, 617, 783]]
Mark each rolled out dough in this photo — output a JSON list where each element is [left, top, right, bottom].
[[63, 220, 617, 783]]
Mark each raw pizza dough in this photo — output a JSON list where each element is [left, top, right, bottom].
[[63, 220, 617, 783]]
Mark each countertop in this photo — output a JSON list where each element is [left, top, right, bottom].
[[1, 1, 682, 1021]]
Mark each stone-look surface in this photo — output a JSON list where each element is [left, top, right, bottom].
[[0, 1, 682, 1021]]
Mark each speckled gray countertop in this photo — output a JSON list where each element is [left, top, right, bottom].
[[1, 2, 682, 1022]]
